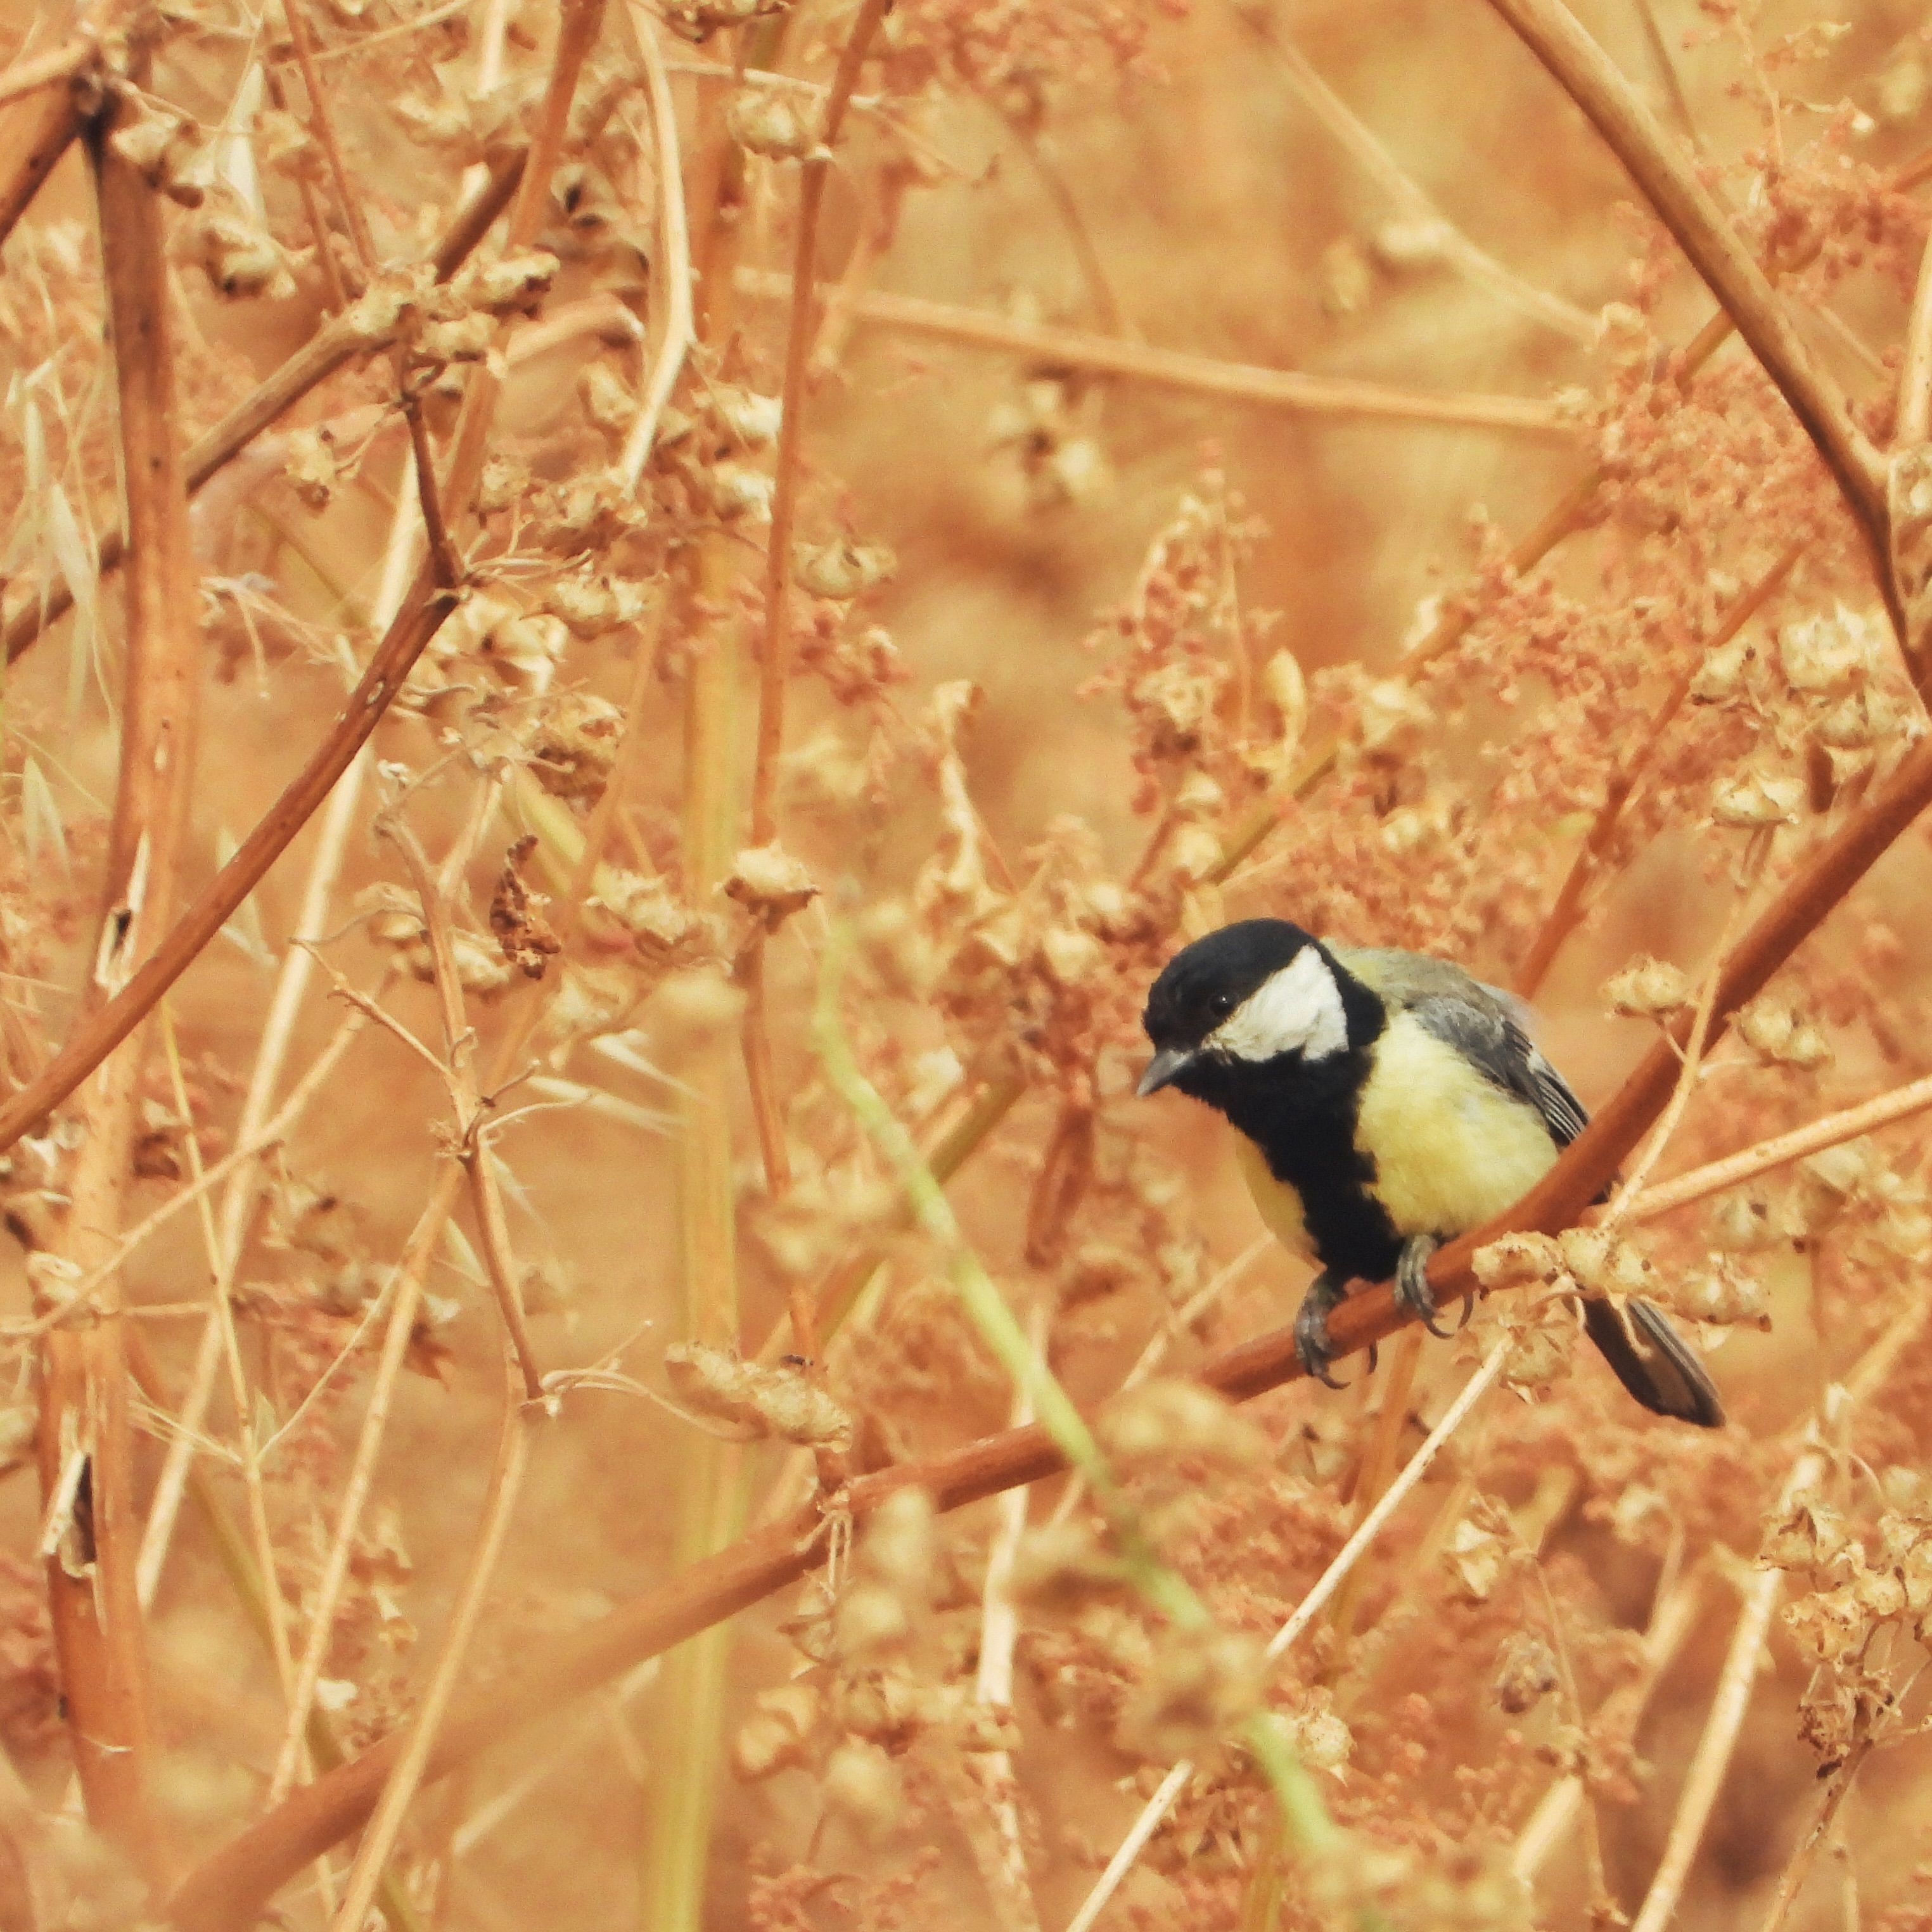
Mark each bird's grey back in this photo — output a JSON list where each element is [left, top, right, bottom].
[[1327, 943, 1590, 1148]]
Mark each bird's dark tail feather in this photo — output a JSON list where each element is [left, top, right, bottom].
[[1581, 1298, 1725, 1428]]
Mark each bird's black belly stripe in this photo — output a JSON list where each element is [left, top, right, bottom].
[[1182, 1044, 1405, 1284]]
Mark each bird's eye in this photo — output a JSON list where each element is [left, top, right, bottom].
[[1209, 992, 1235, 1018]]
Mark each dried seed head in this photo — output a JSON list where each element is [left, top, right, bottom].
[[1274, 1689, 1353, 1774], [1556, 1227, 1657, 1300], [1710, 762, 1805, 829], [527, 692, 624, 802], [198, 213, 296, 300], [707, 385, 784, 449], [821, 1741, 902, 1841], [283, 428, 341, 511], [1777, 605, 1884, 695], [722, 843, 819, 929], [1736, 994, 1833, 1070], [1673, 1255, 1770, 1329], [1472, 1231, 1563, 1291], [1602, 953, 1691, 1018], [1706, 1186, 1785, 1252], [731, 1681, 820, 1782], [1443, 1500, 1511, 1603], [858, 1487, 937, 1598], [588, 871, 698, 954], [1116, 1626, 1263, 1762], [1096, 1378, 1267, 1473], [1492, 1630, 1559, 1714], [726, 82, 819, 159], [663, 1341, 853, 1450], [834, 1581, 912, 1661], [1689, 636, 1753, 704], [794, 538, 897, 600], [542, 572, 649, 639]]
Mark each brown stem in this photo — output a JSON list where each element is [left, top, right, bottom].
[[1513, 539, 1804, 999], [732, 270, 1575, 435], [3, 144, 526, 667], [1481, 0, 1893, 626], [276, 0, 378, 280], [748, 0, 893, 833], [734, 0, 892, 1196], [0, 0, 607, 1158], [0, 55, 83, 246], [41, 82, 210, 1888], [0, 37, 90, 110]]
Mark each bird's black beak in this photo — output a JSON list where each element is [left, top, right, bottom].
[[1136, 1046, 1196, 1097]]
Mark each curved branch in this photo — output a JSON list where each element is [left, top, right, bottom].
[[1480, 0, 1895, 625]]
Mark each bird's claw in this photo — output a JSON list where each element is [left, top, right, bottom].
[[1394, 1236, 1471, 1339], [1294, 1272, 1351, 1389]]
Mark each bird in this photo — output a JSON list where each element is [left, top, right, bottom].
[[1137, 918, 1724, 1428]]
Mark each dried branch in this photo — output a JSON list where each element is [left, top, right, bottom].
[[3, 146, 525, 666], [0, 37, 89, 110], [614, 10, 693, 490], [1480, 0, 1893, 621], [0, 51, 83, 246], [35, 77, 211, 1887], [0, 0, 607, 1162], [733, 269, 1577, 434], [1622, 1065, 1932, 1226], [1514, 541, 1804, 999], [1246, 18, 1597, 343], [738, 0, 892, 1195]]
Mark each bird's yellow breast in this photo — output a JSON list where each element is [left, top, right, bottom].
[[1228, 1010, 1561, 1265], [1353, 1011, 1559, 1237], [1234, 1133, 1314, 1258]]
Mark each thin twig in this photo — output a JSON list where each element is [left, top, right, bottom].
[[1621, 1067, 1932, 1227], [615, 10, 693, 490], [732, 269, 1577, 433], [1899, 214, 1932, 449], [0, 37, 89, 109], [324, 1365, 532, 1932], [1625, 1443, 1822, 1932], [1514, 540, 1804, 999], [276, 0, 378, 280], [1481, 0, 1893, 625], [1247, 17, 1596, 343], [739, 0, 893, 1196], [0, 56, 84, 247]]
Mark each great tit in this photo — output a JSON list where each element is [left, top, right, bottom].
[[1138, 919, 1724, 1428]]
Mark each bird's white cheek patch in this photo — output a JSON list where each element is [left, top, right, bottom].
[[1210, 948, 1347, 1063]]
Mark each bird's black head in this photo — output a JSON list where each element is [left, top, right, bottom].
[[1140, 918, 1359, 1099]]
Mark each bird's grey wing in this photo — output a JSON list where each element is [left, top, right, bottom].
[[1331, 944, 1590, 1148]]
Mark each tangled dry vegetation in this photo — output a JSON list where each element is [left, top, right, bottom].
[[8, 0, 1932, 1926]]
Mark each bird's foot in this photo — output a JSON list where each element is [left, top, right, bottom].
[[1393, 1235, 1472, 1339], [1294, 1271, 1352, 1389]]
